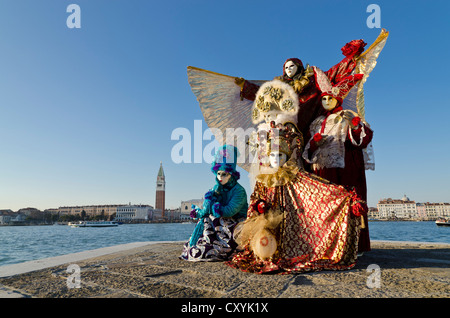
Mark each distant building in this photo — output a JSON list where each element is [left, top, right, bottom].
[[416, 202, 450, 220], [377, 195, 417, 219], [0, 210, 12, 225], [0, 210, 26, 225], [56, 205, 123, 218], [180, 199, 203, 221], [165, 208, 182, 221], [155, 162, 166, 218], [367, 207, 379, 219], [151, 209, 164, 221], [377, 195, 450, 220], [115, 204, 153, 223]]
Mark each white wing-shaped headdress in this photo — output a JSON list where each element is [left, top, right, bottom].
[[342, 28, 389, 121], [187, 66, 266, 172], [313, 66, 364, 103]]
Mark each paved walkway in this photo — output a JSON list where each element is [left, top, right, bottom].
[[0, 240, 449, 299]]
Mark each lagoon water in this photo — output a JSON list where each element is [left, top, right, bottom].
[[0, 221, 448, 267]]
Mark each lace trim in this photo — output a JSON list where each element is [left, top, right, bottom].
[[303, 114, 348, 169], [303, 113, 374, 170]]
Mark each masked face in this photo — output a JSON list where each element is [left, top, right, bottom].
[[322, 95, 338, 111], [217, 171, 231, 185], [284, 61, 298, 78], [269, 151, 288, 168]]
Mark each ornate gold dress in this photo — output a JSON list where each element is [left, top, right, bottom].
[[226, 160, 362, 274]]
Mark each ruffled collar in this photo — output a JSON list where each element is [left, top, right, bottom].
[[255, 160, 300, 187]]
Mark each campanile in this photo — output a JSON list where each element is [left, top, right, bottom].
[[155, 161, 165, 218]]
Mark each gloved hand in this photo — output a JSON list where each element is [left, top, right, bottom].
[[234, 77, 245, 88], [204, 190, 216, 201], [341, 110, 361, 129], [193, 199, 213, 219], [212, 202, 222, 217], [190, 204, 199, 219]]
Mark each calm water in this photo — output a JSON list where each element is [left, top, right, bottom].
[[0, 221, 448, 267], [0, 223, 196, 267], [368, 221, 449, 244]]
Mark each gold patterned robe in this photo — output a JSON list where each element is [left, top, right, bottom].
[[226, 161, 361, 274]]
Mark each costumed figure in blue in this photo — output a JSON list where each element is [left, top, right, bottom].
[[180, 145, 248, 261]]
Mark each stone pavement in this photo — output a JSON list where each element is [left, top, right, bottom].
[[0, 240, 449, 299]]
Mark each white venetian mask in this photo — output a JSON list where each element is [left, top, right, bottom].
[[321, 95, 338, 111], [284, 61, 298, 78], [217, 171, 231, 185], [269, 151, 288, 168]]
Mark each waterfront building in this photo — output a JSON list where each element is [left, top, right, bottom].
[[377, 195, 417, 219], [165, 208, 182, 222], [155, 162, 166, 218], [56, 205, 123, 218], [0, 210, 26, 225], [377, 195, 450, 220], [115, 204, 154, 223], [151, 209, 164, 221], [367, 207, 379, 219], [416, 202, 450, 220], [0, 210, 12, 225], [180, 199, 203, 221]]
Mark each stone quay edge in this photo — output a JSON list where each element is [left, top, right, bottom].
[[0, 240, 449, 298]]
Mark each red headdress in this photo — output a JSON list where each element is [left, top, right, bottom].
[[313, 66, 364, 105]]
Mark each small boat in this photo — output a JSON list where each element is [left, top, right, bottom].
[[435, 218, 450, 227], [68, 221, 119, 228]]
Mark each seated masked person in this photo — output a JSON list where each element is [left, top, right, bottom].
[[180, 145, 248, 262]]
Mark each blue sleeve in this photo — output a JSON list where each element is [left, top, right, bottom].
[[220, 185, 248, 217]]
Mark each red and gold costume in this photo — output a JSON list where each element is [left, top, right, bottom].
[[226, 160, 362, 274]]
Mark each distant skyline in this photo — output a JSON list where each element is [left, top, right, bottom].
[[1, 1, 449, 211]]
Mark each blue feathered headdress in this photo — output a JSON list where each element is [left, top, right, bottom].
[[211, 145, 240, 180]]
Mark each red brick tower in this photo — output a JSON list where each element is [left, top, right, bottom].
[[155, 161, 165, 218]]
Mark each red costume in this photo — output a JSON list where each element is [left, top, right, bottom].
[[303, 69, 373, 252]]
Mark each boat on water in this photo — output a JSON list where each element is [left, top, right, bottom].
[[68, 221, 119, 228], [435, 218, 450, 227]]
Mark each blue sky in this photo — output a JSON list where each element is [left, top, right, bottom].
[[0, 0, 449, 211]]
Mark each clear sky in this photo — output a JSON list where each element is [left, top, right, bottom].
[[0, 0, 449, 211]]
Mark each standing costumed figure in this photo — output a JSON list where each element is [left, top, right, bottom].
[[180, 145, 248, 261], [302, 68, 374, 253], [300, 27, 390, 253], [226, 82, 364, 274]]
